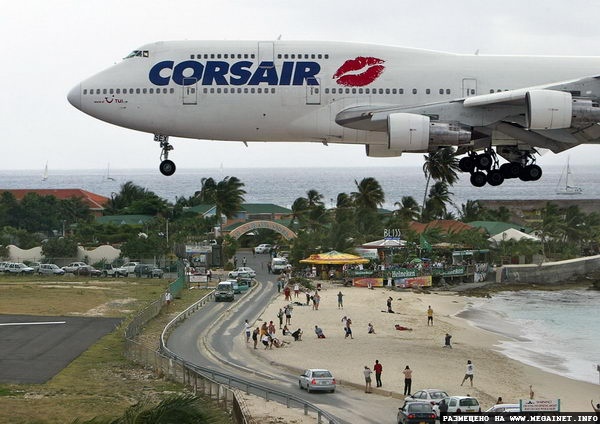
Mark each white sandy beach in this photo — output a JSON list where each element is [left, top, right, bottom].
[[247, 281, 600, 413]]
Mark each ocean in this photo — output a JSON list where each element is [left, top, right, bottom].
[[459, 289, 600, 385], [3, 164, 600, 210]]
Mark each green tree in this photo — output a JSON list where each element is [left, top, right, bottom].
[[458, 200, 486, 222], [422, 181, 454, 221], [421, 147, 459, 220], [195, 176, 246, 228], [109, 182, 170, 216], [394, 196, 421, 223], [351, 177, 385, 211], [42, 237, 78, 260]]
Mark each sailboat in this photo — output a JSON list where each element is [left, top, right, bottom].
[[556, 157, 582, 195], [42, 162, 48, 181], [104, 163, 116, 181]]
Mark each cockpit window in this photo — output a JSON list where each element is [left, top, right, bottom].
[[124, 50, 149, 59]]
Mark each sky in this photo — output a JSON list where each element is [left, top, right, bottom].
[[4, 0, 600, 171]]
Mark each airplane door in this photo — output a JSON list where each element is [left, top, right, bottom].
[[183, 78, 197, 105], [306, 78, 321, 105], [258, 42, 274, 66], [462, 78, 477, 97]]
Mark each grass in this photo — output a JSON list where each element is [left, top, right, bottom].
[[0, 275, 230, 423]]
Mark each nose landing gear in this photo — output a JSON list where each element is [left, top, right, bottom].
[[155, 135, 176, 176]]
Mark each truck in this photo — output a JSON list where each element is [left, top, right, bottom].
[[271, 257, 289, 274]]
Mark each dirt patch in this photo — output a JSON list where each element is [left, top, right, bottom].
[[74, 298, 137, 317]]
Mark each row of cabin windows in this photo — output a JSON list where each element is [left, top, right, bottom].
[[325, 87, 453, 95], [83, 88, 175, 95], [490, 89, 509, 93], [190, 53, 256, 60], [192, 87, 279, 94], [277, 53, 329, 60]]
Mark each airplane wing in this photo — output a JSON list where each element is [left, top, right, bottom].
[[335, 74, 600, 156]]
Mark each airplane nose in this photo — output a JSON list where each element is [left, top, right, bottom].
[[67, 84, 81, 110]]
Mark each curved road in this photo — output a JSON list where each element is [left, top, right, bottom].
[[167, 252, 400, 424]]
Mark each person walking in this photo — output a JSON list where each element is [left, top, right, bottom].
[[337, 291, 344, 309], [374, 360, 383, 387], [444, 333, 452, 348], [343, 316, 353, 339], [461, 360, 474, 387], [363, 366, 373, 393], [293, 283, 300, 298], [277, 308, 284, 329], [313, 292, 320, 310], [242, 256, 247, 267], [427, 305, 434, 326], [252, 327, 259, 349], [285, 305, 292, 325], [402, 365, 412, 395], [244, 319, 251, 342], [386, 296, 394, 313]]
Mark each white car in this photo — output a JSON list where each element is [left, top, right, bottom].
[[254, 244, 272, 254], [116, 262, 140, 277], [7, 263, 35, 274], [404, 389, 449, 406], [484, 404, 520, 415], [434, 396, 481, 416], [62, 262, 88, 274], [38, 264, 66, 275], [298, 369, 336, 393], [228, 267, 256, 278]]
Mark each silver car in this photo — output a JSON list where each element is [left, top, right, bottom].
[[298, 369, 336, 393], [38, 264, 66, 275], [404, 389, 449, 406]]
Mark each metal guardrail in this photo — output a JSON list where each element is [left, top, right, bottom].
[[160, 290, 341, 424]]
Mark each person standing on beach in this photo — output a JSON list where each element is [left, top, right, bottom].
[[337, 291, 344, 309], [402, 365, 412, 395], [277, 308, 284, 329], [386, 296, 394, 313], [461, 360, 474, 387], [252, 327, 259, 349], [293, 283, 300, 298], [343, 316, 353, 339], [313, 292, 320, 310], [444, 333, 452, 348], [427, 306, 434, 326], [363, 366, 373, 393], [373, 360, 383, 387], [284, 305, 292, 325]]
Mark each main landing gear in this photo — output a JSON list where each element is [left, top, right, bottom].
[[155, 135, 176, 176], [459, 149, 542, 187]]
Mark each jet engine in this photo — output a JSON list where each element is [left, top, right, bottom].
[[368, 113, 471, 156], [525, 90, 572, 130]]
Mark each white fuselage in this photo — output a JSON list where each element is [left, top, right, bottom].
[[68, 40, 600, 148]]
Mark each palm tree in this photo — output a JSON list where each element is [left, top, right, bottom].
[[423, 181, 454, 221], [394, 196, 420, 223], [458, 200, 485, 222], [290, 197, 309, 228], [421, 147, 460, 219], [195, 176, 246, 231], [306, 189, 324, 207], [351, 177, 385, 211]]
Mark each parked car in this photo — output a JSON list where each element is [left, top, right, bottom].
[[484, 404, 520, 416], [236, 277, 253, 292], [298, 369, 336, 393], [254, 243, 272, 254], [62, 262, 88, 274], [228, 267, 256, 278], [433, 396, 481, 416], [28, 262, 42, 273], [7, 262, 35, 274], [116, 262, 140, 277], [214, 281, 235, 301], [100, 264, 119, 277], [0, 262, 10, 272], [397, 402, 436, 424], [404, 389, 449, 406], [133, 264, 164, 278], [38, 264, 66, 275]]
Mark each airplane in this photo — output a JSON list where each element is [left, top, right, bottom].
[[67, 40, 600, 187]]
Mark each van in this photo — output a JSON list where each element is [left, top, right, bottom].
[[214, 281, 235, 302], [271, 257, 289, 274]]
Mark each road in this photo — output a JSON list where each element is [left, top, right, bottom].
[[167, 251, 400, 424]]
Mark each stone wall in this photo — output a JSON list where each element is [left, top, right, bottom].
[[498, 254, 600, 284]]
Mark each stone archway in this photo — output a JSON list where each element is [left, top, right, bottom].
[[228, 220, 297, 240]]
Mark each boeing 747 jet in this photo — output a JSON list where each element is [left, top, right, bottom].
[[68, 40, 600, 186]]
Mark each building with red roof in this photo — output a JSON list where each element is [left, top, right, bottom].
[[409, 220, 477, 234], [0, 189, 109, 216]]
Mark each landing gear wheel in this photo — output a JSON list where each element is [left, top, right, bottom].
[[500, 162, 522, 179], [524, 164, 542, 181], [470, 171, 487, 187], [475, 153, 493, 170], [459, 156, 475, 173], [159, 160, 176, 176], [486, 169, 504, 186]]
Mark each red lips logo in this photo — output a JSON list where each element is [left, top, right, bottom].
[[333, 57, 385, 87]]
